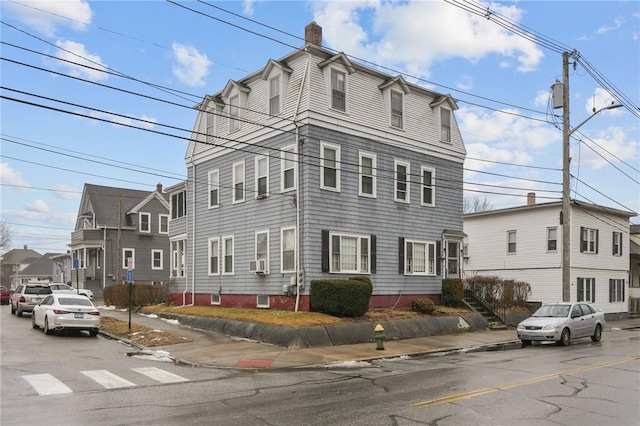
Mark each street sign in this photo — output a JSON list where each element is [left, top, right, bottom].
[[127, 270, 133, 283], [74, 259, 79, 269], [127, 257, 133, 271]]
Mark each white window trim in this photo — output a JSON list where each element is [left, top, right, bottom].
[[324, 66, 348, 113], [159, 214, 169, 234], [394, 159, 410, 203], [389, 89, 405, 129], [404, 239, 436, 276], [229, 94, 240, 132], [211, 293, 221, 305], [255, 230, 270, 274], [268, 74, 281, 116], [208, 169, 220, 209], [151, 249, 163, 270], [232, 161, 245, 204], [255, 155, 269, 199], [320, 141, 341, 192], [122, 248, 135, 269], [281, 144, 297, 193], [358, 151, 377, 198], [613, 231, 622, 256], [208, 237, 220, 276], [439, 106, 452, 142], [281, 226, 296, 273], [222, 235, 234, 275], [171, 238, 186, 278], [206, 106, 217, 143], [507, 230, 517, 254], [257, 294, 270, 308], [139, 212, 151, 233], [547, 227, 558, 252], [420, 166, 435, 207], [329, 232, 371, 274]]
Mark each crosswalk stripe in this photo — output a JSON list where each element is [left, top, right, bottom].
[[23, 374, 73, 396], [81, 370, 136, 389], [132, 367, 189, 383]]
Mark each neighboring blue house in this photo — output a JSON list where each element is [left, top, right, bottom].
[[168, 22, 466, 310]]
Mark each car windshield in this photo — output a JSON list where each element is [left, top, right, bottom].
[[24, 287, 52, 295], [58, 298, 93, 307], [532, 305, 570, 318]]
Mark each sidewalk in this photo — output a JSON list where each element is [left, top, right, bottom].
[[97, 306, 640, 370]]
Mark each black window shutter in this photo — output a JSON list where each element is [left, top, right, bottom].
[[591, 280, 595, 302], [398, 237, 404, 274], [595, 229, 599, 254], [371, 235, 377, 274], [612, 233, 615, 255], [609, 280, 613, 303], [321, 230, 329, 272], [577, 278, 583, 301], [620, 237, 623, 255], [580, 227, 585, 252], [436, 240, 442, 276]]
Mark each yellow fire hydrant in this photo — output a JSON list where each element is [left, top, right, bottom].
[[374, 324, 385, 350]]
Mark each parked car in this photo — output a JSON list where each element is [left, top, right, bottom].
[[32, 293, 100, 336], [48, 283, 94, 299], [517, 302, 605, 346], [0, 285, 9, 305], [10, 283, 53, 317]]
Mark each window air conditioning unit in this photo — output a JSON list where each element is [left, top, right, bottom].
[[249, 259, 267, 275]]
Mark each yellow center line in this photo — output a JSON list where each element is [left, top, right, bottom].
[[413, 354, 640, 407]]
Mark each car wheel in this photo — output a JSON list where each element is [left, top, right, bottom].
[[89, 329, 98, 337], [32, 314, 39, 329], [521, 339, 531, 347], [591, 324, 602, 342], [16, 305, 23, 317], [44, 317, 53, 335], [557, 328, 570, 346]]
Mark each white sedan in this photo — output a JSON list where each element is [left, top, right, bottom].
[[48, 283, 94, 299], [32, 294, 101, 336]]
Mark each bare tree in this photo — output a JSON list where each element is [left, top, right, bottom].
[[464, 195, 493, 214], [0, 221, 11, 250]]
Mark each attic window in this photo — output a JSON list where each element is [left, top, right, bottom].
[[440, 106, 451, 142]]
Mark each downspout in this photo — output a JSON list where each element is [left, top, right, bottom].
[[293, 49, 310, 312], [102, 226, 106, 290]]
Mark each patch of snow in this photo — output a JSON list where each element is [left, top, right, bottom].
[[141, 313, 159, 319], [130, 349, 174, 362], [161, 318, 180, 325], [610, 327, 622, 331], [325, 360, 372, 368], [377, 355, 411, 362], [457, 316, 470, 329]]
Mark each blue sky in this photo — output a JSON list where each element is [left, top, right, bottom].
[[1, 0, 639, 254]]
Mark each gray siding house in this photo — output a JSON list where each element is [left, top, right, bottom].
[[70, 183, 171, 297], [169, 23, 466, 310]]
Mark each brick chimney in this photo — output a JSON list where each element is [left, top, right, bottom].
[[156, 183, 163, 193], [305, 21, 322, 46], [527, 192, 536, 206]]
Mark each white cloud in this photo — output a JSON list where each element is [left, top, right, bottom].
[[313, 0, 544, 78], [52, 184, 81, 200], [0, 163, 32, 191], [243, 0, 259, 17], [574, 126, 639, 169], [3, 0, 93, 36], [581, 87, 624, 117], [26, 199, 50, 213], [54, 40, 108, 81], [533, 90, 550, 108], [596, 17, 625, 35], [171, 42, 212, 87], [455, 75, 473, 91], [89, 111, 157, 129]]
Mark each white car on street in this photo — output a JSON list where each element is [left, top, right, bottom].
[[32, 294, 101, 336], [48, 283, 94, 299]]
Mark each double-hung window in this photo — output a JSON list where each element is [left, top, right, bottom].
[[580, 227, 598, 253], [122, 248, 135, 269], [390, 90, 403, 129], [547, 227, 557, 251], [609, 279, 624, 302], [394, 160, 410, 203], [208, 169, 219, 208], [171, 191, 186, 219], [172, 239, 185, 277], [269, 75, 280, 116], [359, 152, 376, 197], [256, 231, 269, 272], [330, 233, 370, 273], [331, 69, 346, 111], [507, 230, 517, 254], [222, 236, 234, 275], [440, 106, 451, 142], [421, 166, 435, 206], [139, 213, 150, 233], [229, 94, 240, 131], [208, 238, 219, 275], [255, 156, 269, 198], [281, 227, 296, 273], [281, 145, 297, 192], [159, 214, 169, 234], [321, 142, 340, 191], [612, 231, 622, 256], [577, 277, 595, 302], [206, 108, 216, 143], [233, 161, 245, 203], [405, 240, 436, 275], [152, 250, 163, 270]]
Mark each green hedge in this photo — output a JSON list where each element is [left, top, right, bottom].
[[310, 278, 372, 317], [442, 278, 464, 306]]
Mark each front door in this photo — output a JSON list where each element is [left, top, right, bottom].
[[445, 240, 460, 278]]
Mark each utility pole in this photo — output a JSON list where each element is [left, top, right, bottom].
[[561, 52, 571, 302]]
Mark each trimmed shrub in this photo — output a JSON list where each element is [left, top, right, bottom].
[[103, 283, 169, 308], [411, 298, 436, 314], [442, 278, 464, 306], [310, 279, 372, 317], [464, 275, 531, 307]]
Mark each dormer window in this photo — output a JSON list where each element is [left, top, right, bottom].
[[229, 94, 240, 132], [331, 69, 346, 111], [440, 106, 451, 142], [221, 80, 250, 133], [379, 76, 410, 130], [269, 76, 280, 115], [390, 90, 403, 129]]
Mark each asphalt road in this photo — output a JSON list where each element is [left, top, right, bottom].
[[2, 305, 639, 425]]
